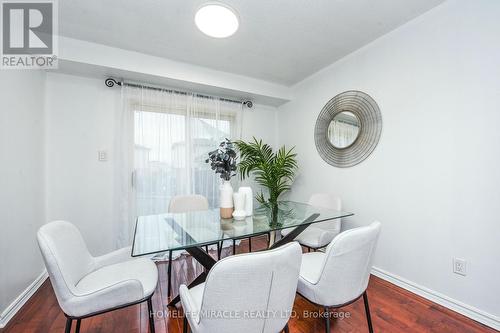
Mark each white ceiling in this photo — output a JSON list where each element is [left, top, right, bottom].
[[59, 0, 445, 85]]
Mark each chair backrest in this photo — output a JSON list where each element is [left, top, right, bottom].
[[168, 194, 209, 213], [308, 193, 342, 232], [315, 221, 381, 306], [198, 242, 302, 333], [37, 221, 95, 311]]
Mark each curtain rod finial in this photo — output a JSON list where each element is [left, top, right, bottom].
[[105, 78, 122, 88], [243, 101, 253, 109]]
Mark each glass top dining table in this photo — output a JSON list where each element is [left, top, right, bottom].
[[132, 200, 353, 257]]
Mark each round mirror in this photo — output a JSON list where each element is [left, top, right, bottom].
[[327, 111, 361, 149], [314, 91, 382, 168]]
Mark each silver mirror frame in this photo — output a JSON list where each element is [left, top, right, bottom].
[[314, 91, 382, 168]]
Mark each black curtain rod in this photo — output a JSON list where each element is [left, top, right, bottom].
[[104, 78, 253, 108]]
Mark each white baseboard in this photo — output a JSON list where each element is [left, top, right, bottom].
[[0, 270, 48, 329], [371, 266, 500, 331]]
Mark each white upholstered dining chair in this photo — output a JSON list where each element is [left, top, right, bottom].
[[282, 193, 342, 250], [37, 221, 158, 333], [180, 242, 302, 333], [169, 194, 210, 214], [297, 221, 381, 333]]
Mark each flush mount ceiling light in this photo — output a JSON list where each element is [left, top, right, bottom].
[[195, 3, 239, 38]]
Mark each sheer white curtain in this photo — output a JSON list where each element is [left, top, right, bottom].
[[113, 84, 242, 247], [328, 119, 360, 147]]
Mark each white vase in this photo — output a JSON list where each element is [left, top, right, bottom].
[[238, 186, 253, 216], [219, 180, 234, 219], [232, 192, 246, 220]]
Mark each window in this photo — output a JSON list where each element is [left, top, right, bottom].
[[133, 103, 236, 216]]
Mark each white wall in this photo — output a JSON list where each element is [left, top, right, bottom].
[[45, 72, 278, 255], [278, 0, 500, 326], [0, 71, 46, 321], [45, 73, 119, 255]]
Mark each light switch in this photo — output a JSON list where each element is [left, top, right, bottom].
[[98, 150, 108, 162]]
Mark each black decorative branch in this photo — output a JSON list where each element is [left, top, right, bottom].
[[205, 138, 238, 181]]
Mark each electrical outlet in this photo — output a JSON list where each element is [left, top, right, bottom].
[[453, 258, 467, 276]]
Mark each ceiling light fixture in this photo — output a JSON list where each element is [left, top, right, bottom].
[[195, 3, 239, 38]]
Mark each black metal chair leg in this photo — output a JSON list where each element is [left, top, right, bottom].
[[233, 239, 236, 255], [167, 250, 173, 297], [283, 322, 289, 333], [217, 242, 221, 260], [183, 316, 189, 333], [147, 297, 156, 333], [64, 318, 72, 333], [75, 319, 81, 333], [363, 291, 374, 333], [248, 237, 252, 252], [325, 307, 330, 333], [205, 245, 209, 253]]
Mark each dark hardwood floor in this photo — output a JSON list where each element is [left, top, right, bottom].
[[2, 235, 497, 333]]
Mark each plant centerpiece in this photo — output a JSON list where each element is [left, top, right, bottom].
[[206, 138, 238, 218], [235, 137, 298, 224]]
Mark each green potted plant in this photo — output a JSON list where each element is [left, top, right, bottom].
[[235, 137, 298, 223]]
